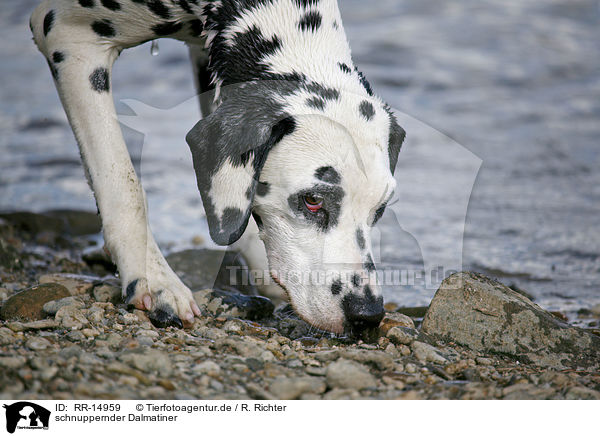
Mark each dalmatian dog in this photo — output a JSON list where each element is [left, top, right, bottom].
[[30, 0, 405, 338]]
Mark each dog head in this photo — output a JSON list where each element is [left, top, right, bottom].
[[187, 80, 405, 337]]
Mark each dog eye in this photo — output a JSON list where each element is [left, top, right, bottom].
[[303, 194, 323, 213]]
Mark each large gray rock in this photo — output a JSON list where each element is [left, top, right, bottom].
[[422, 272, 600, 370]]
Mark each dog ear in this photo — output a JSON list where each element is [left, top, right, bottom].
[[186, 86, 296, 245], [387, 113, 406, 174]]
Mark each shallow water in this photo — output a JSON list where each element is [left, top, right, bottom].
[[1, 0, 599, 321]]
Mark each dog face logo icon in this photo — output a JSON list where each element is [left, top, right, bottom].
[[3, 402, 50, 433]]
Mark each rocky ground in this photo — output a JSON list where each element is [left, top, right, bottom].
[[1, 211, 599, 400]]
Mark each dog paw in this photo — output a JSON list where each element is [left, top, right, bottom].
[[124, 277, 201, 329]]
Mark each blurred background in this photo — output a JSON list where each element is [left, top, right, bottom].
[[1, 0, 599, 323]]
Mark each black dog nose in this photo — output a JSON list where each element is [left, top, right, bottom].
[[342, 292, 385, 338]]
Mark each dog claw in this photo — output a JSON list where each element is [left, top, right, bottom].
[[143, 295, 152, 310], [191, 302, 201, 317], [148, 308, 184, 329]]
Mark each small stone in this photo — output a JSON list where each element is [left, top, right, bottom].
[[118, 312, 140, 325], [67, 330, 86, 342], [119, 349, 173, 377], [387, 326, 418, 345], [305, 366, 327, 376], [39, 273, 98, 295], [313, 350, 340, 362], [269, 376, 326, 400], [55, 306, 89, 329], [25, 337, 51, 350], [223, 319, 245, 334], [43, 296, 85, 315], [21, 319, 60, 330], [81, 328, 99, 338], [0, 327, 17, 345], [340, 349, 394, 371], [87, 306, 106, 324], [0, 283, 70, 321], [565, 387, 600, 400], [0, 356, 27, 369], [326, 359, 377, 390], [380, 312, 415, 335], [192, 360, 221, 377], [59, 345, 83, 360], [476, 357, 493, 366], [40, 366, 58, 382], [93, 284, 121, 304], [411, 341, 448, 364], [405, 363, 418, 373]]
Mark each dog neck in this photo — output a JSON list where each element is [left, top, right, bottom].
[[202, 0, 366, 97]]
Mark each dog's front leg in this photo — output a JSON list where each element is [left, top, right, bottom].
[[30, 3, 200, 327]]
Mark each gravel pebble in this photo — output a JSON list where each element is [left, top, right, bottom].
[[119, 350, 173, 377], [43, 296, 85, 315], [25, 337, 51, 350], [269, 376, 326, 400], [326, 359, 377, 390], [411, 341, 448, 364]]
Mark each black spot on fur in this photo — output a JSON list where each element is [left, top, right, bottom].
[[100, 0, 120, 10], [293, 0, 320, 7], [306, 96, 325, 110], [364, 285, 374, 300], [208, 24, 284, 86], [252, 211, 264, 230], [46, 59, 58, 81], [220, 208, 244, 244], [372, 203, 386, 226], [256, 182, 270, 197], [78, 0, 94, 7], [385, 107, 406, 174], [315, 166, 341, 184], [360, 100, 375, 121], [352, 274, 361, 288], [356, 69, 374, 96], [332, 20, 339, 30], [364, 254, 376, 272], [89, 67, 110, 93], [52, 51, 64, 63], [338, 62, 352, 74], [356, 228, 365, 250], [152, 21, 183, 36], [305, 82, 340, 101], [91, 19, 116, 37], [125, 279, 139, 303], [298, 11, 322, 32], [43, 10, 54, 36], [189, 19, 203, 37], [177, 0, 194, 14], [331, 279, 342, 295], [147, 0, 172, 19]]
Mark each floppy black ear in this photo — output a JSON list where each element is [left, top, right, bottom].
[[387, 113, 406, 174], [186, 85, 296, 245]]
